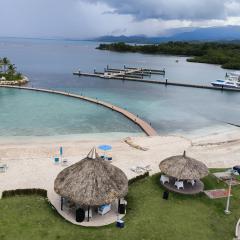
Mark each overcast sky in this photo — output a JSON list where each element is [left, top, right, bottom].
[[1, 0, 240, 38]]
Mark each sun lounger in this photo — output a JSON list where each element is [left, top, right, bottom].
[[61, 159, 68, 166], [0, 164, 8, 173], [175, 181, 184, 189], [160, 175, 170, 184], [130, 166, 143, 174]]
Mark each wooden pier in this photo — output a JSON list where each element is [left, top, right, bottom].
[[73, 65, 165, 80], [73, 65, 240, 92], [0, 85, 158, 137]]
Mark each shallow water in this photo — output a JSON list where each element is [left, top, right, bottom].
[[0, 38, 240, 137]]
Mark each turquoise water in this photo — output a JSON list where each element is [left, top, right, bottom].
[[0, 88, 141, 136], [1, 38, 240, 136]]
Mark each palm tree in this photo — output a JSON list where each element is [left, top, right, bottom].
[[0, 58, 3, 73], [7, 64, 16, 80], [2, 57, 10, 73]]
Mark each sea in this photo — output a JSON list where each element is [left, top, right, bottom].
[[0, 37, 240, 139]]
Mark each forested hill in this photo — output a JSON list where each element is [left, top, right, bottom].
[[97, 42, 240, 70]]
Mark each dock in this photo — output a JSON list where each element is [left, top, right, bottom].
[[73, 65, 240, 92], [73, 65, 165, 80], [0, 85, 158, 137]]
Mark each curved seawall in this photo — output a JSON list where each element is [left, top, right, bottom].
[[0, 85, 158, 136]]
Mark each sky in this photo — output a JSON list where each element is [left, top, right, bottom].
[[1, 0, 240, 38]]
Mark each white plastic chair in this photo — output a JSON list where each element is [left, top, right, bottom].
[[160, 175, 170, 184], [174, 181, 184, 189], [187, 179, 195, 186]]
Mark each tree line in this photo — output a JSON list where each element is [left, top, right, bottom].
[[97, 42, 240, 70]]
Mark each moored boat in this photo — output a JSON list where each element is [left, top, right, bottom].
[[211, 72, 240, 89]]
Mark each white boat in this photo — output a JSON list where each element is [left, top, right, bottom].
[[211, 72, 240, 89]]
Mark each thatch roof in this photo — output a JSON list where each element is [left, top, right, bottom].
[[54, 147, 128, 206], [159, 151, 209, 180]]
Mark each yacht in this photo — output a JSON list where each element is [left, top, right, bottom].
[[211, 71, 240, 89]]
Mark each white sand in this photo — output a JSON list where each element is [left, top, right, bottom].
[[1, 127, 240, 225]]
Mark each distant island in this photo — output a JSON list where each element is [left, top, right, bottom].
[[0, 57, 28, 85], [97, 42, 240, 70], [92, 26, 240, 44]]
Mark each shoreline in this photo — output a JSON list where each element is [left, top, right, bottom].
[[0, 124, 240, 168]]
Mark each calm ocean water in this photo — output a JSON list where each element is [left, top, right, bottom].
[[0, 38, 240, 137]]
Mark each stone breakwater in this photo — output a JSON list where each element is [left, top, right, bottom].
[[0, 76, 29, 86]]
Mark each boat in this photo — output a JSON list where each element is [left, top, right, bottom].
[[211, 71, 240, 89]]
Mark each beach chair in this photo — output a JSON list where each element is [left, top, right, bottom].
[[61, 159, 68, 166], [187, 179, 195, 186], [174, 180, 184, 189], [0, 164, 8, 173], [130, 166, 144, 174], [160, 175, 170, 184]]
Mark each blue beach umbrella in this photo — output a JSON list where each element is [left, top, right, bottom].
[[98, 145, 112, 151], [98, 145, 112, 160]]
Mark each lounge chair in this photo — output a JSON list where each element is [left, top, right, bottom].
[[160, 175, 170, 184], [0, 164, 7, 173], [174, 180, 184, 189], [61, 159, 68, 166], [130, 166, 144, 174], [187, 179, 195, 186]]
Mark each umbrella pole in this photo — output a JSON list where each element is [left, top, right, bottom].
[[87, 206, 90, 221]]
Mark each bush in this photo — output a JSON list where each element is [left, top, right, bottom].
[[2, 188, 47, 198], [129, 172, 150, 185]]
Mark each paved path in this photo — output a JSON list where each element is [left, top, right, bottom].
[[0, 85, 158, 136]]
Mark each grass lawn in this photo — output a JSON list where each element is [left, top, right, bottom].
[[0, 171, 239, 240]]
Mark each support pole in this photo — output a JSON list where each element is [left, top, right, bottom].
[[87, 206, 90, 221], [61, 197, 63, 211], [224, 177, 232, 214]]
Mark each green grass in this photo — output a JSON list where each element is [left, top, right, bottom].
[[0, 171, 239, 240]]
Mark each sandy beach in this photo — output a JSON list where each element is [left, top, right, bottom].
[[1, 126, 240, 192]]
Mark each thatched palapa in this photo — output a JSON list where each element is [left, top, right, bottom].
[[159, 151, 208, 180], [54, 147, 128, 206]]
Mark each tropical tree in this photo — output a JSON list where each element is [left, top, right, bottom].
[[2, 57, 10, 73], [7, 64, 16, 80], [0, 58, 3, 73]]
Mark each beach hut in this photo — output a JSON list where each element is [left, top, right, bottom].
[[54, 147, 128, 223], [159, 151, 209, 194]]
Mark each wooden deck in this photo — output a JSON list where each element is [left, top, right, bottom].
[[0, 85, 158, 137], [160, 178, 204, 195]]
